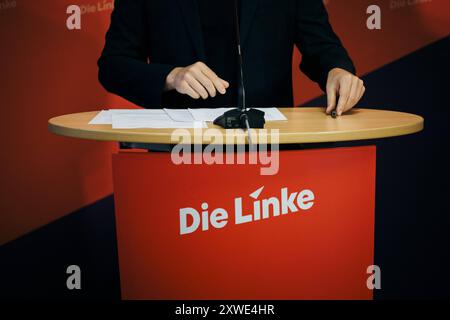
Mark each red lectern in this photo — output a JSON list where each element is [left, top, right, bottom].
[[48, 107, 424, 300]]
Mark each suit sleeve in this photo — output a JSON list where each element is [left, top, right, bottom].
[[295, 0, 356, 91], [98, 0, 174, 108]]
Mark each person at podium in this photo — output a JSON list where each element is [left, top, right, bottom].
[[98, 0, 365, 116]]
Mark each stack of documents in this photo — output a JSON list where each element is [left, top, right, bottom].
[[89, 108, 287, 129]]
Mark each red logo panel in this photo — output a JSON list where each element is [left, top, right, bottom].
[[112, 146, 376, 299]]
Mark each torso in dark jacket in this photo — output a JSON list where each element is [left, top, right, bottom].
[[98, 0, 355, 109]]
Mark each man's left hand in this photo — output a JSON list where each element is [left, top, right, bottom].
[[325, 68, 365, 116]]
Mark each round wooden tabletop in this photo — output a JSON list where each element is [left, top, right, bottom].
[[48, 107, 424, 144]]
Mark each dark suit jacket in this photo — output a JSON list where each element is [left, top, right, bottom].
[[98, 0, 355, 108]]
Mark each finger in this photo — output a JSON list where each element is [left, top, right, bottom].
[[191, 68, 217, 98], [345, 77, 360, 112], [180, 81, 200, 99], [198, 63, 227, 94], [357, 84, 366, 102], [222, 79, 230, 89], [185, 73, 209, 99], [337, 78, 352, 115], [326, 84, 338, 114]]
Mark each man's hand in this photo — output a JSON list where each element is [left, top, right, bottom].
[[326, 68, 365, 116], [165, 62, 229, 99]]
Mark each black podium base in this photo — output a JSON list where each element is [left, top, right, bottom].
[[213, 108, 265, 129]]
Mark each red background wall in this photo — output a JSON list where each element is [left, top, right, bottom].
[[0, 0, 448, 245]]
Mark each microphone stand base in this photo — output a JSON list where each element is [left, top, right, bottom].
[[213, 108, 265, 129]]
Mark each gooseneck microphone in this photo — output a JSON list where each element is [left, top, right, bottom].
[[213, 0, 265, 132], [235, 0, 246, 112]]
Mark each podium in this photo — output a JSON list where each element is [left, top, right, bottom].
[[49, 107, 423, 300]]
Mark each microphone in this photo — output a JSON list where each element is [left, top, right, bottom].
[[213, 0, 265, 131], [235, 0, 246, 112]]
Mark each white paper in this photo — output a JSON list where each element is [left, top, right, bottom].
[[88, 110, 111, 125], [163, 109, 195, 122], [89, 109, 166, 125], [188, 108, 233, 121], [112, 114, 206, 129], [254, 108, 287, 121]]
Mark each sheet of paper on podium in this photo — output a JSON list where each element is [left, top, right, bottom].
[[89, 109, 168, 125], [258, 108, 288, 121], [111, 114, 206, 129], [89, 109, 205, 129], [163, 109, 195, 122], [88, 108, 286, 129]]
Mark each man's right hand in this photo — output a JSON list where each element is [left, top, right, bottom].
[[164, 62, 229, 99]]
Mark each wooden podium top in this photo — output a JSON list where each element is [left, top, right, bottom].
[[48, 107, 423, 144]]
